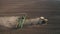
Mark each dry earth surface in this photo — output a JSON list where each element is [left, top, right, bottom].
[[0, 0, 60, 34]]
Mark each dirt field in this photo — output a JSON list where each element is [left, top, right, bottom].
[[0, 0, 60, 34]]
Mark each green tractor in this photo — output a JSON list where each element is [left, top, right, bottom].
[[17, 15, 26, 29]]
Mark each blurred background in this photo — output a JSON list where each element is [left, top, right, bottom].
[[0, 0, 60, 34]]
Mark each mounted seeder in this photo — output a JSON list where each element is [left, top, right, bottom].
[[0, 13, 48, 29]]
